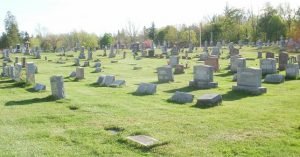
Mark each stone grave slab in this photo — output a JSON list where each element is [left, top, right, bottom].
[[127, 135, 158, 147]]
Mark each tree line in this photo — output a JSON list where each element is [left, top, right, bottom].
[[1, 2, 300, 51]]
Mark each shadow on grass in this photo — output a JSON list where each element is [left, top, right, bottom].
[[87, 82, 100, 88], [129, 92, 156, 97], [149, 81, 171, 85], [0, 81, 27, 89], [0, 79, 15, 84], [215, 71, 233, 77], [5, 95, 55, 106], [222, 90, 255, 101], [164, 86, 196, 93]]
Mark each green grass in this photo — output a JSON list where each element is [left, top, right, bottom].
[[0, 46, 300, 157]]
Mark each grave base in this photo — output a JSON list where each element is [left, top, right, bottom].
[[232, 85, 267, 95], [189, 80, 218, 89]]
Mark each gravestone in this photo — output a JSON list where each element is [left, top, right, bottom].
[[169, 91, 194, 104], [35, 50, 41, 59], [169, 56, 179, 67], [286, 64, 299, 79], [21, 57, 26, 68], [278, 52, 289, 70], [266, 52, 274, 58], [74, 58, 80, 66], [174, 64, 185, 74], [257, 52, 262, 58], [93, 62, 101, 68], [232, 67, 266, 94], [78, 46, 85, 59], [204, 56, 219, 72], [9, 65, 15, 80], [109, 80, 126, 87], [157, 66, 174, 82], [260, 58, 276, 75], [50, 76, 65, 99], [170, 46, 179, 56], [230, 58, 246, 73], [97, 75, 115, 86], [298, 55, 300, 68], [14, 63, 22, 82], [189, 65, 218, 89], [123, 51, 127, 59], [69, 71, 76, 77], [135, 83, 157, 95], [26, 62, 36, 84], [76, 67, 84, 79], [15, 57, 19, 64], [211, 47, 220, 57], [196, 94, 222, 107], [264, 74, 285, 83], [83, 61, 89, 67], [94, 67, 101, 73], [34, 83, 46, 91], [109, 46, 116, 58], [127, 135, 158, 147], [87, 49, 93, 60]]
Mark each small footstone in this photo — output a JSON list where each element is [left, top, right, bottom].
[[127, 135, 158, 147], [34, 83, 46, 91], [170, 91, 194, 104], [135, 83, 157, 95], [69, 71, 76, 77], [196, 94, 222, 107], [264, 74, 285, 83], [109, 80, 126, 87]]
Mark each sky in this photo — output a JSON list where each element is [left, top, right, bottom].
[[0, 0, 299, 35]]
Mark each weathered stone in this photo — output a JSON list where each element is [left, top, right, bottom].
[[260, 58, 276, 75], [264, 74, 285, 83], [257, 52, 262, 58], [196, 94, 222, 107], [21, 57, 26, 68], [34, 83, 46, 91], [230, 58, 246, 73], [94, 67, 102, 73], [127, 135, 158, 147], [9, 65, 15, 80], [78, 46, 85, 59], [93, 62, 101, 68], [14, 63, 22, 82], [76, 67, 84, 79], [232, 67, 267, 94], [97, 75, 115, 86], [69, 71, 76, 77], [266, 52, 275, 58], [174, 64, 185, 74], [50, 76, 65, 99], [278, 52, 289, 70], [135, 83, 157, 95], [211, 47, 220, 56], [169, 56, 179, 67], [286, 64, 299, 79], [157, 66, 174, 82], [109, 80, 126, 87], [74, 58, 80, 66], [189, 65, 218, 89], [82, 61, 89, 67], [87, 49, 93, 60], [204, 56, 219, 71], [170, 91, 194, 104], [297, 55, 300, 68], [26, 62, 36, 84]]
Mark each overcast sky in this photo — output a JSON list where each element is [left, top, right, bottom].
[[0, 0, 299, 35]]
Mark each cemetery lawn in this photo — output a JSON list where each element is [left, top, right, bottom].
[[0, 47, 300, 157]]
